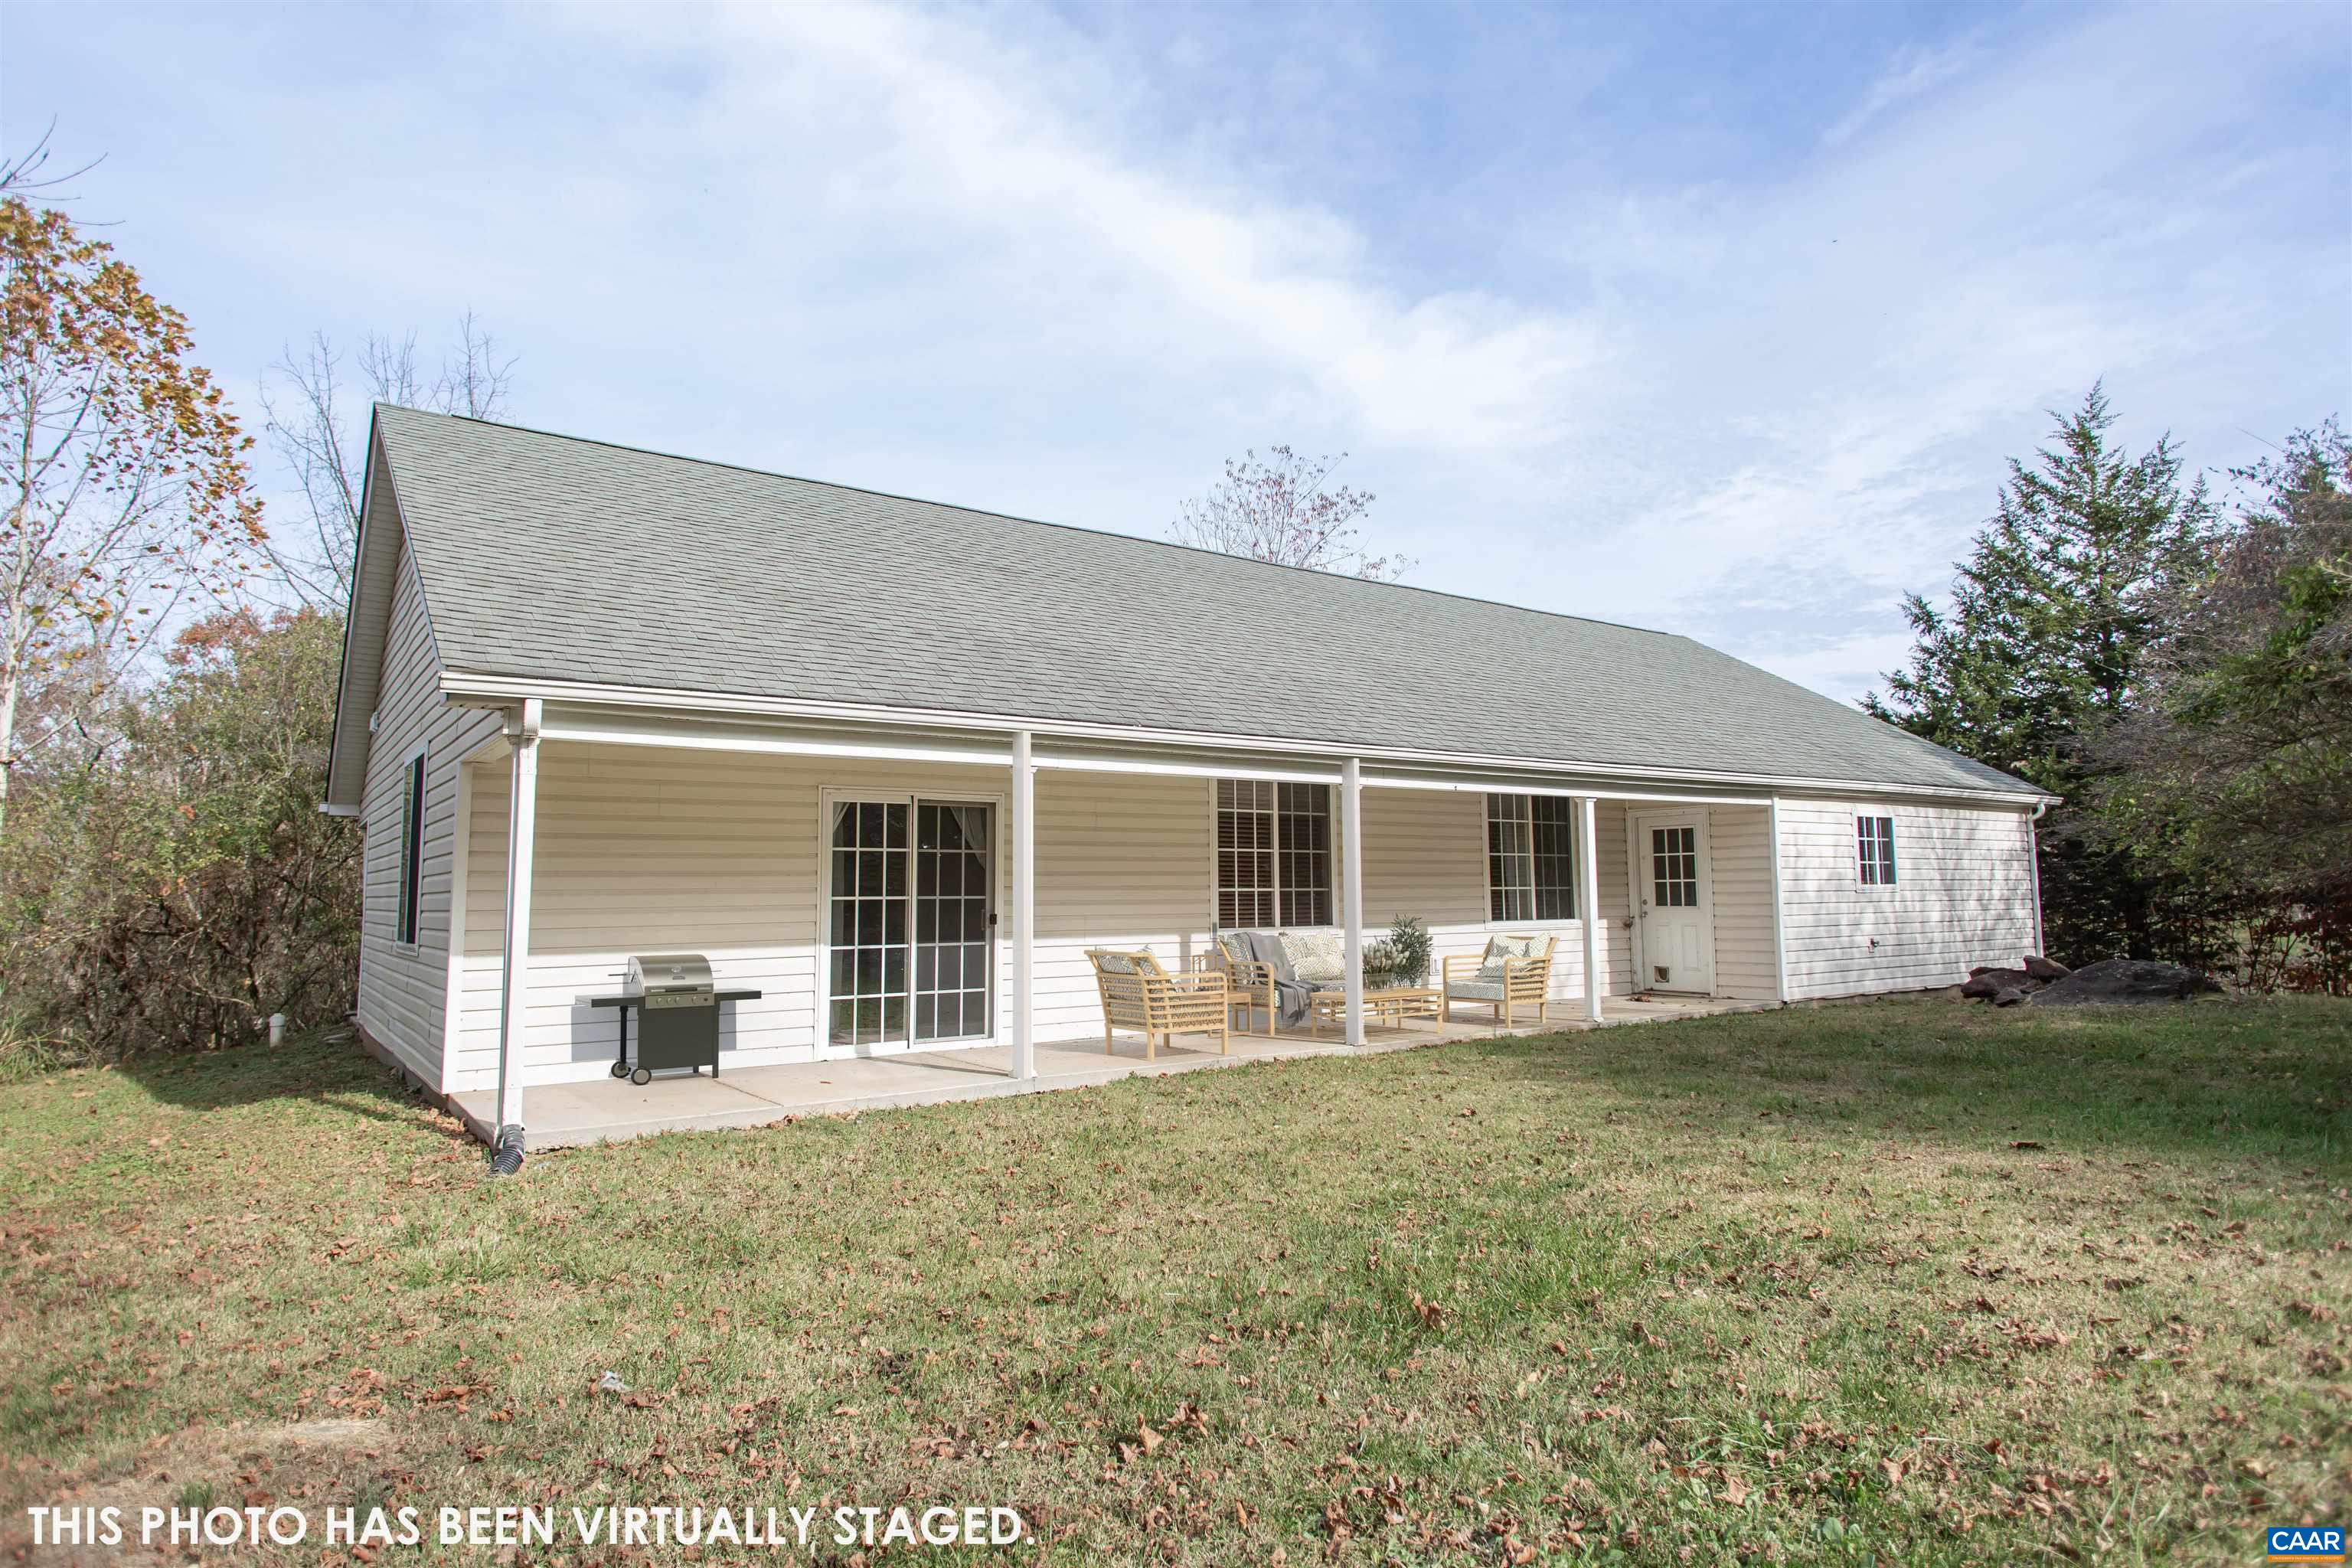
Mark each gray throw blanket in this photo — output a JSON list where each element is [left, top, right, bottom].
[[1247, 930, 1322, 1027]]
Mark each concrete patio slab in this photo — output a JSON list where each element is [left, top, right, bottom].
[[452, 996, 1775, 1152]]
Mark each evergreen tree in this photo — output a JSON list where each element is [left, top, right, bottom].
[[1866, 384, 2212, 959], [2087, 423, 2352, 988]]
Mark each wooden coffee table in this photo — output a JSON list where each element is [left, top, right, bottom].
[[1308, 986, 1442, 1037]]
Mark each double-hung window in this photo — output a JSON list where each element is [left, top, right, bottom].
[[1215, 779, 1332, 927], [1486, 793, 1577, 922], [396, 751, 426, 944], [1856, 813, 1897, 887]]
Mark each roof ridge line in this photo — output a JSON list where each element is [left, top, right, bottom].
[[370, 401, 1689, 642]]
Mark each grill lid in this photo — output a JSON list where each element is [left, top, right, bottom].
[[627, 952, 714, 1003]]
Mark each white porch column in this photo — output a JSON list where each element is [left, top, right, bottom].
[[1341, 756, 1365, 1047], [492, 699, 542, 1165], [1578, 794, 1604, 1024], [1010, 729, 1036, 1083], [1767, 798, 1791, 1003]]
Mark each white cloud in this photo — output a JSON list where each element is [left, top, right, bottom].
[[1822, 39, 1983, 148], [585, 2, 1617, 456], [0, 0, 2339, 703]]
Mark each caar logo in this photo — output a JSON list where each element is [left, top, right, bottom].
[[2269, 1526, 2347, 1563]]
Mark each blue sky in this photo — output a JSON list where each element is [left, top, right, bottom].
[[5, 1, 2347, 701]]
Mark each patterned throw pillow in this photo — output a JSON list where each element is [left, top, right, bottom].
[[1282, 929, 1346, 983], [1477, 933, 1540, 982], [1094, 949, 1148, 975], [1215, 931, 1255, 966]]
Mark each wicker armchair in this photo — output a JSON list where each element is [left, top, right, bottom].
[[1442, 935, 1558, 1026], [1087, 949, 1231, 1060]]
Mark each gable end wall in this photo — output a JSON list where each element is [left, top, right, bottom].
[[354, 532, 502, 1089]]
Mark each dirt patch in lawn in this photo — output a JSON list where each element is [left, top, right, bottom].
[[4, 1419, 390, 1566]]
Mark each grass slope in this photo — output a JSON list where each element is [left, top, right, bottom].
[[2, 998, 2347, 1566]]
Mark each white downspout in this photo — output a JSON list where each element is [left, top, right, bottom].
[[491, 698, 541, 1172], [2027, 799, 2050, 959]]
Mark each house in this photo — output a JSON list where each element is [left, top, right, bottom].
[[324, 405, 2053, 1152]]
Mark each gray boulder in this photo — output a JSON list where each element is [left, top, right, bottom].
[[1992, 986, 2032, 1007], [2021, 956, 2072, 982], [1962, 967, 2043, 1000], [2027, 958, 2222, 1006]]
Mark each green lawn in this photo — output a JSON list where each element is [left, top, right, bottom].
[[2, 999, 2347, 1566]]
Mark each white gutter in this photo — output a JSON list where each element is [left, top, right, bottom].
[[439, 671, 2057, 810]]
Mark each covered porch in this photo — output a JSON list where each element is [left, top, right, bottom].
[[452, 993, 1772, 1151], [446, 682, 1791, 1158]]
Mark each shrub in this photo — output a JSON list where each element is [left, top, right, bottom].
[[0, 609, 359, 1058]]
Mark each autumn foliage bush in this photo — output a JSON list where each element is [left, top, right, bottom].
[[0, 609, 359, 1063]]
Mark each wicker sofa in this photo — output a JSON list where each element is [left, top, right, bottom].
[[1210, 927, 1391, 1037]]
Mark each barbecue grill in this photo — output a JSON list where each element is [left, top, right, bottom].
[[588, 954, 760, 1085]]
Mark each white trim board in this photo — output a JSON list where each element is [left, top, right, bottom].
[[438, 671, 2054, 808]]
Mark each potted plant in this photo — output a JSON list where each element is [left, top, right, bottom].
[[1361, 915, 1432, 989]]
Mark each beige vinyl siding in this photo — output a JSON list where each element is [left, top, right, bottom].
[[455, 751, 1219, 1090], [1034, 771, 1213, 1040], [460, 748, 1001, 1089], [1617, 804, 1779, 1002], [446, 763, 1655, 1090], [1777, 797, 2037, 999], [1704, 806, 1779, 1001], [1361, 790, 1632, 1004], [353, 537, 502, 1087]]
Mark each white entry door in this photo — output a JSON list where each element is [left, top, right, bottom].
[[1630, 811, 1716, 995]]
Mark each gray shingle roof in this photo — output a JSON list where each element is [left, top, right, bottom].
[[372, 405, 2038, 799]]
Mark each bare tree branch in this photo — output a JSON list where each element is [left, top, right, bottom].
[[1168, 446, 1408, 581], [0, 121, 103, 202], [434, 312, 516, 421], [259, 316, 518, 609]]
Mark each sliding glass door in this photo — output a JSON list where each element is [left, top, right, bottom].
[[825, 796, 995, 1054]]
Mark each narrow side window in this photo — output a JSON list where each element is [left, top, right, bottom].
[[398, 752, 426, 943]]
